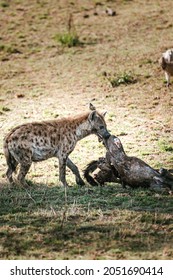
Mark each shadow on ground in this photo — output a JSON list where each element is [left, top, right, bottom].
[[0, 182, 173, 259]]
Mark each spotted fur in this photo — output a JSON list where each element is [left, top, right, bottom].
[[3, 106, 110, 188]]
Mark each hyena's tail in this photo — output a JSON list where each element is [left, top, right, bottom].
[[3, 139, 18, 183], [83, 160, 99, 186]]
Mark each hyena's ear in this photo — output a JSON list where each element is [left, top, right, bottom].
[[89, 103, 96, 111], [102, 111, 107, 118], [88, 111, 96, 122]]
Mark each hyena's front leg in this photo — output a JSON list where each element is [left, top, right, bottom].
[[67, 158, 85, 186], [59, 157, 68, 188]]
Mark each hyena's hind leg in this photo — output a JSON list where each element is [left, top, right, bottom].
[[4, 149, 18, 184], [6, 158, 18, 184], [14, 149, 33, 187], [67, 158, 85, 186], [17, 163, 31, 187]]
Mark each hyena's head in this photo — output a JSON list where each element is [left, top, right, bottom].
[[88, 104, 110, 140]]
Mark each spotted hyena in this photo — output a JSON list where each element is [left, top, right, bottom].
[[3, 104, 110, 188]]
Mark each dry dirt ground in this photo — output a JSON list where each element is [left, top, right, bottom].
[[0, 0, 173, 259]]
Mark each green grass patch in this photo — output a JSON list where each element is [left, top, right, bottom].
[[0, 183, 173, 259], [0, 1, 9, 8], [158, 139, 173, 152], [0, 44, 20, 54], [107, 72, 137, 87], [54, 32, 82, 48]]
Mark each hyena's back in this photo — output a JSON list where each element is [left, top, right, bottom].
[[3, 118, 80, 186], [4, 119, 77, 164]]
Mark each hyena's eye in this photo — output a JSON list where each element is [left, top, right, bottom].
[[99, 126, 104, 130]]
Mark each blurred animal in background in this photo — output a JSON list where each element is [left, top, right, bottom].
[[159, 49, 173, 87]]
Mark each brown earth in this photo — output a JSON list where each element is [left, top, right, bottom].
[[0, 0, 173, 186]]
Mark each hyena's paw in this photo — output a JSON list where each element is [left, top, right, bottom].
[[17, 179, 31, 188], [76, 177, 85, 186]]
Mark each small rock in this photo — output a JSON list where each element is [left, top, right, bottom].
[[83, 14, 89, 18], [106, 8, 116, 16], [16, 93, 25, 98]]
